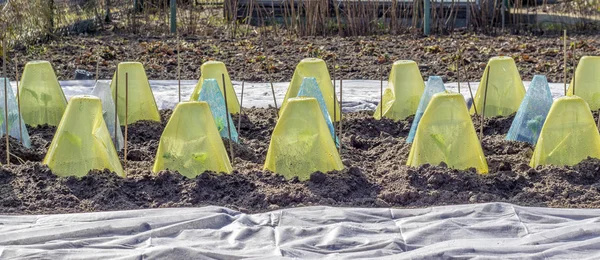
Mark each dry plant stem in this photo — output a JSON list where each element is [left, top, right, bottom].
[[125, 73, 129, 172], [222, 73, 235, 165], [480, 66, 491, 139], [238, 81, 244, 135]]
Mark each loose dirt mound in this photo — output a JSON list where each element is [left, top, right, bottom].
[[2, 108, 600, 214]]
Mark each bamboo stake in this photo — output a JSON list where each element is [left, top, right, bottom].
[[96, 54, 100, 82], [237, 81, 244, 135], [222, 74, 235, 165], [268, 60, 278, 116], [339, 78, 343, 154], [457, 49, 461, 94], [3, 36, 8, 165], [572, 44, 577, 96], [125, 73, 129, 171], [15, 63, 22, 143], [115, 69, 119, 148], [333, 63, 336, 126], [480, 66, 491, 139], [177, 33, 181, 103], [3, 78, 7, 165], [379, 63, 383, 119], [462, 57, 478, 115], [563, 30, 567, 96], [269, 81, 278, 117]]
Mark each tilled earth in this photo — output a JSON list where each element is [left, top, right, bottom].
[[6, 32, 600, 83], [2, 108, 600, 215]]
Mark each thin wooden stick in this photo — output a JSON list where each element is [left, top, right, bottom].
[[96, 54, 100, 82], [457, 49, 461, 94], [125, 72, 129, 171], [563, 30, 567, 96], [379, 63, 383, 119], [333, 63, 337, 125], [269, 81, 278, 117], [480, 66, 491, 139], [15, 63, 22, 143], [267, 61, 278, 117], [462, 57, 478, 115], [115, 69, 119, 148], [237, 81, 244, 135], [597, 106, 600, 131], [3, 36, 8, 165], [177, 33, 181, 103], [339, 78, 343, 154], [222, 73, 235, 165], [572, 45, 577, 96]]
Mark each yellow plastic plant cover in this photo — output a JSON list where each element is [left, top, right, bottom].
[[470, 56, 526, 117], [18, 61, 68, 126], [530, 96, 600, 167], [110, 62, 161, 125], [281, 58, 340, 121], [374, 60, 425, 121], [153, 101, 232, 177], [567, 56, 600, 110], [43, 96, 125, 177], [264, 97, 343, 180], [189, 61, 240, 114], [407, 92, 488, 173]]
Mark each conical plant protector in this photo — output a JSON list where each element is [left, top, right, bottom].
[[407, 92, 488, 173], [18, 61, 67, 126], [282, 58, 340, 121], [506, 75, 553, 145], [567, 56, 600, 110], [295, 77, 338, 146], [189, 61, 240, 114], [43, 96, 124, 177], [374, 60, 425, 121], [153, 101, 232, 177], [0, 78, 31, 148], [264, 97, 343, 180], [197, 79, 239, 143], [470, 56, 526, 117], [110, 62, 160, 125], [91, 81, 124, 150], [530, 96, 600, 167], [407, 76, 446, 143]]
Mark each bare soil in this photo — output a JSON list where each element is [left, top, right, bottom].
[[2, 108, 600, 215], [6, 32, 600, 84]]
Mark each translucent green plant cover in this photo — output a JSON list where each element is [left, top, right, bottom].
[[91, 81, 124, 150], [297, 77, 339, 146], [506, 75, 553, 145], [19, 61, 68, 126], [264, 97, 343, 180], [0, 78, 31, 148], [198, 79, 239, 143], [407, 76, 446, 143]]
